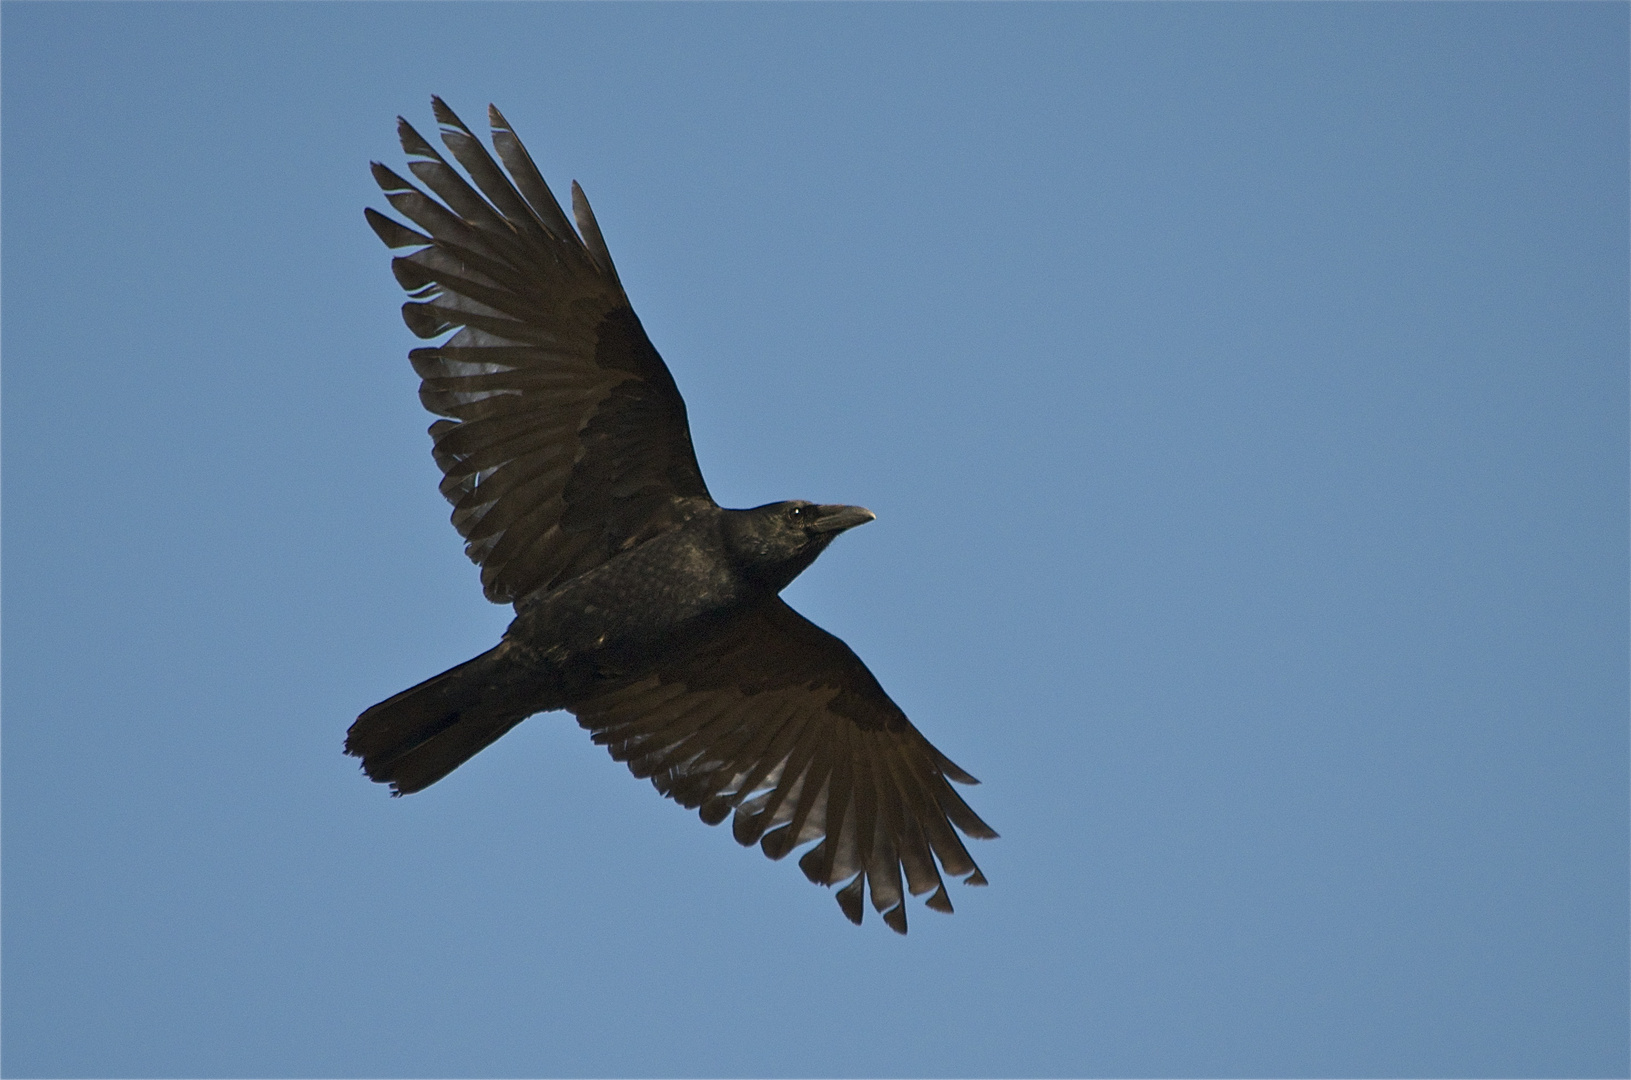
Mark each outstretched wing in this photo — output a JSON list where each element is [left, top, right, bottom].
[[569, 597, 996, 933], [367, 98, 713, 605]]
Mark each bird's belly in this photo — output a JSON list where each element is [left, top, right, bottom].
[[504, 534, 749, 675]]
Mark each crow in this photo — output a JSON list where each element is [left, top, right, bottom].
[[348, 98, 995, 933]]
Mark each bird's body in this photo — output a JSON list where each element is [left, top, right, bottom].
[[350, 99, 993, 932], [511, 509, 751, 667]]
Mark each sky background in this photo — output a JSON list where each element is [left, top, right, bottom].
[[3, 4, 1626, 1077]]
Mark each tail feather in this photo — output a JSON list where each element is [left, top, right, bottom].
[[346, 645, 551, 795]]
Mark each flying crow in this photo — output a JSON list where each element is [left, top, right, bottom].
[[349, 99, 995, 933]]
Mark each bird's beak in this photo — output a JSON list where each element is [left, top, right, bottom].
[[809, 504, 876, 534]]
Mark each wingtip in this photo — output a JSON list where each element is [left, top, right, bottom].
[[836, 875, 865, 925], [798, 841, 828, 885], [698, 796, 731, 826], [732, 808, 767, 847], [369, 160, 406, 191], [402, 300, 451, 339], [568, 180, 622, 287], [396, 117, 437, 159], [430, 95, 468, 133], [937, 752, 981, 785], [365, 206, 430, 250], [759, 823, 795, 860], [958, 815, 999, 841], [882, 904, 908, 935]]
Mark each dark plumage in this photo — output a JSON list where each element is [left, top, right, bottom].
[[349, 99, 995, 933]]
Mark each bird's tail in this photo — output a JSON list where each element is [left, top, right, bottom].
[[345, 643, 551, 795]]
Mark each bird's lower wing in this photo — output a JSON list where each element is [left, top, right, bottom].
[[568, 597, 995, 933]]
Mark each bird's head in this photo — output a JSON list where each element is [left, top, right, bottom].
[[722, 501, 876, 592]]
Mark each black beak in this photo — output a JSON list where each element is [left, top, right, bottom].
[[809, 504, 876, 534]]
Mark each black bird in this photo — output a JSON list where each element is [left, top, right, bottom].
[[348, 99, 995, 933]]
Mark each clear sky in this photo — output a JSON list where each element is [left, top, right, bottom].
[[3, 3, 1625, 1077]]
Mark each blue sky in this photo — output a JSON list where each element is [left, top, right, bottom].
[[3, 3, 1626, 1077]]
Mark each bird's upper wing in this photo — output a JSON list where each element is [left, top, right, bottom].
[[367, 99, 713, 605], [569, 597, 996, 933]]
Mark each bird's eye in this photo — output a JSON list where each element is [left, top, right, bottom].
[[787, 505, 808, 522]]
